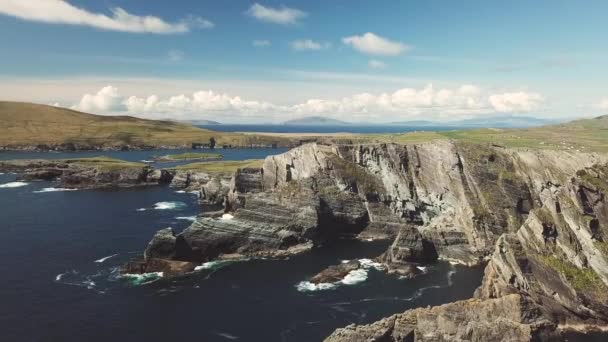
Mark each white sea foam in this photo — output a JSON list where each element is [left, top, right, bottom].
[[33, 187, 77, 193], [358, 258, 385, 271], [140, 160, 154, 163], [136, 208, 147, 212], [215, 332, 240, 340], [176, 216, 197, 222], [55, 273, 66, 281], [153, 201, 186, 210], [220, 213, 234, 220], [122, 272, 163, 285], [175, 190, 199, 195], [341, 268, 369, 285], [194, 259, 242, 271], [0, 181, 28, 188], [94, 253, 118, 263], [417, 266, 428, 272], [295, 281, 338, 292]]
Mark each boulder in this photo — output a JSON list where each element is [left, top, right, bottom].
[[310, 260, 361, 284]]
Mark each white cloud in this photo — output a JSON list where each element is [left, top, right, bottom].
[[488, 92, 543, 113], [368, 60, 387, 69], [167, 50, 184, 62], [246, 3, 306, 25], [343, 32, 408, 56], [290, 39, 330, 51], [252, 40, 271, 47], [0, 0, 213, 34], [69, 85, 544, 123], [72, 86, 125, 113], [597, 99, 608, 110]]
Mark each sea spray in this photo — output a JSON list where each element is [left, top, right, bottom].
[[94, 254, 119, 263], [33, 187, 77, 193], [153, 201, 186, 210], [0, 181, 28, 188]]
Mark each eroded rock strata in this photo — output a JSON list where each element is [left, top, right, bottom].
[[125, 142, 608, 340]]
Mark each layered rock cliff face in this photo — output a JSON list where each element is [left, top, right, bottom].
[[322, 144, 608, 341], [129, 142, 608, 340]]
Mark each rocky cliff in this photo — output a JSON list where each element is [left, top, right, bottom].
[[126, 141, 608, 340]]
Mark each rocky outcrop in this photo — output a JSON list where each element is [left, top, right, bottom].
[[474, 163, 608, 326], [0, 159, 161, 189], [310, 260, 361, 284], [324, 294, 558, 342]]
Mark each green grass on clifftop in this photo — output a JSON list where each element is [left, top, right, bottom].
[[361, 117, 608, 152], [174, 159, 263, 173], [62, 157, 145, 170]]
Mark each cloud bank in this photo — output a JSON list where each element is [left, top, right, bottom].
[[71, 85, 544, 123], [246, 3, 307, 25], [0, 0, 213, 34]]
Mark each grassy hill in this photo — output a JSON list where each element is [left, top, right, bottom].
[[0, 102, 289, 148]]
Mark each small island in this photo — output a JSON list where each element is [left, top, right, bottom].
[[153, 152, 224, 163]]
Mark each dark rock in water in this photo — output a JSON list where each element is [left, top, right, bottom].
[[18, 169, 65, 181], [121, 257, 197, 277], [310, 260, 361, 284], [144, 228, 177, 260]]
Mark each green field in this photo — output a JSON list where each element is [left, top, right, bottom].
[[340, 116, 608, 152], [0, 102, 291, 148], [61, 157, 145, 171], [174, 159, 263, 173]]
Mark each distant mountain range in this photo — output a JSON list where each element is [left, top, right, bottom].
[[181, 115, 558, 128], [279, 115, 556, 128]]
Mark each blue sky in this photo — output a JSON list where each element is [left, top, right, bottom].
[[1, 0, 607, 123]]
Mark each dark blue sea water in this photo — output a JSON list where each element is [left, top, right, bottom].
[[198, 124, 462, 134], [0, 150, 485, 341]]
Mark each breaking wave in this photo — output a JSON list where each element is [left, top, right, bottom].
[[0, 181, 28, 188], [153, 201, 186, 210], [94, 254, 119, 263], [194, 259, 243, 272], [33, 187, 77, 193], [121, 272, 164, 286], [176, 216, 197, 222]]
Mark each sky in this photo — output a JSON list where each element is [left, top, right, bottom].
[[1, 0, 607, 123]]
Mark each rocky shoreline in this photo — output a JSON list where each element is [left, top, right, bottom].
[[123, 141, 608, 341], [5, 141, 608, 341]]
